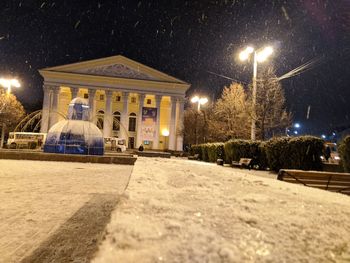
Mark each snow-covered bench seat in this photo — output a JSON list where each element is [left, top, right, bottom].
[[277, 169, 350, 195], [232, 158, 252, 169]]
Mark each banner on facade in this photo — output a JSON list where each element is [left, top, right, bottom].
[[141, 107, 157, 141]]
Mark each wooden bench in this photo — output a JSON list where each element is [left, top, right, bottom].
[[277, 169, 350, 195], [188, 154, 200, 160], [232, 158, 252, 169]]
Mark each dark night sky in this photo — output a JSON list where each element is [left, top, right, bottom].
[[0, 0, 349, 135]]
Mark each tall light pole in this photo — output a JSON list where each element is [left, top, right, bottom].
[[0, 78, 21, 148], [239, 46, 273, 141], [191, 96, 208, 144]]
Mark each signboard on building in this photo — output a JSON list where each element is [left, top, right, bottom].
[[141, 107, 157, 141]]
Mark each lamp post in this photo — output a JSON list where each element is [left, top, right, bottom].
[[239, 46, 273, 141], [191, 96, 208, 144], [0, 78, 21, 148]]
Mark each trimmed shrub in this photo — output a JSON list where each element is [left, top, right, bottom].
[[339, 136, 350, 172], [265, 136, 324, 172], [201, 144, 210, 162], [224, 139, 266, 169], [190, 145, 202, 160], [207, 143, 225, 162], [265, 137, 292, 171]]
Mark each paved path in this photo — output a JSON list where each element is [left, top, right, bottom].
[[0, 160, 133, 263]]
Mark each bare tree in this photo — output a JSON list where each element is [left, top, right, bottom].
[[253, 67, 292, 140], [214, 82, 250, 139]]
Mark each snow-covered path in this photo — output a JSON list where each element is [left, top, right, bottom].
[[94, 157, 350, 263], [0, 160, 132, 263]]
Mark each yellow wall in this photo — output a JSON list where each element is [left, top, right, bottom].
[[57, 88, 172, 150]]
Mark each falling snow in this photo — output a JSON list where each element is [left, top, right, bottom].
[[0, 0, 348, 134]]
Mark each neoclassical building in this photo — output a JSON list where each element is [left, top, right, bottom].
[[39, 55, 190, 151]]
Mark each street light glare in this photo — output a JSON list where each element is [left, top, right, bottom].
[[199, 97, 208, 105], [256, 46, 274, 62], [239, 46, 254, 61], [191, 96, 199, 103], [10, 79, 21, 87]]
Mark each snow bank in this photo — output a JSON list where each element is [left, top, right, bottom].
[[93, 157, 350, 263]]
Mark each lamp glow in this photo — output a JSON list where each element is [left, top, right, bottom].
[[162, 129, 169, 137], [191, 96, 199, 103], [256, 46, 273, 62], [0, 78, 21, 94]]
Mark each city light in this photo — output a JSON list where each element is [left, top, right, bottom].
[[191, 96, 208, 111], [256, 46, 274, 62], [239, 46, 254, 61], [294, 123, 301, 128], [161, 129, 169, 137], [0, 78, 21, 94]]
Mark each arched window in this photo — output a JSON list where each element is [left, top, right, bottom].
[[97, 110, 104, 129], [128, 113, 137, 132], [113, 111, 121, 131]]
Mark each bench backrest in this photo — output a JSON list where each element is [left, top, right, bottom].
[[278, 169, 350, 195]]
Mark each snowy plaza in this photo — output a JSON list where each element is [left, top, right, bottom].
[[1, 157, 350, 262]]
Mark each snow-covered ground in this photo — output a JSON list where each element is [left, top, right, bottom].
[[0, 160, 132, 262], [93, 157, 350, 263]]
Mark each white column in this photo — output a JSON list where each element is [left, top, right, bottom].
[[49, 86, 60, 129], [176, 97, 185, 151], [120, 92, 129, 146], [40, 85, 51, 133], [136, 93, 146, 148], [103, 90, 113, 138], [168, 96, 177, 151], [70, 87, 79, 99], [88, 89, 97, 124], [153, 95, 162, 150]]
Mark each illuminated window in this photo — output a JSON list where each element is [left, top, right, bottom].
[[131, 97, 136, 103], [100, 94, 104, 101], [147, 99, 151, 105]]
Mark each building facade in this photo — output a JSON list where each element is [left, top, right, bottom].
[[39, 55, 190, 151]]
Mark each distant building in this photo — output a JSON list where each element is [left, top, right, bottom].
[[39, 55, 190, 150]]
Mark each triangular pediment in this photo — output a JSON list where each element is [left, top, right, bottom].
[[73, 63, 158, 81], [40, 55, 187, 84]]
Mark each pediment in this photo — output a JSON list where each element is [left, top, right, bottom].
[[40, 55, 187, 84], [72, 63, 158, 81]]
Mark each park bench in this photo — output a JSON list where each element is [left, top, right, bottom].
[[277, 169, 350, 195], [232, 158, 252, 169], [188, 154, 200, 160]]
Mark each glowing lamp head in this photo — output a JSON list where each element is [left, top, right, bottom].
[[256, 46, 273, 62], [199, 97, 208, 105], [191, 96, 199, 103], [239, 46, 254, 61], [294, 123, 300, 128], [162, 129, 170, 137]]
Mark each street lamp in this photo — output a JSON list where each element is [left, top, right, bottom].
[[0, 78, 20, 95], [191, 96, 208, 145], [239, 46, 274, 141], [191, 96, 208, 111]]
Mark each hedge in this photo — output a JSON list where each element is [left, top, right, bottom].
[[190, 143, 224, 162], [339, 136, 350, 172], [265, 136, 324, 172], [190, 136, 324, 171]]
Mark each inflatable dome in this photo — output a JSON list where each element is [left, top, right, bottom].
[[43, 98, 104, 155]]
